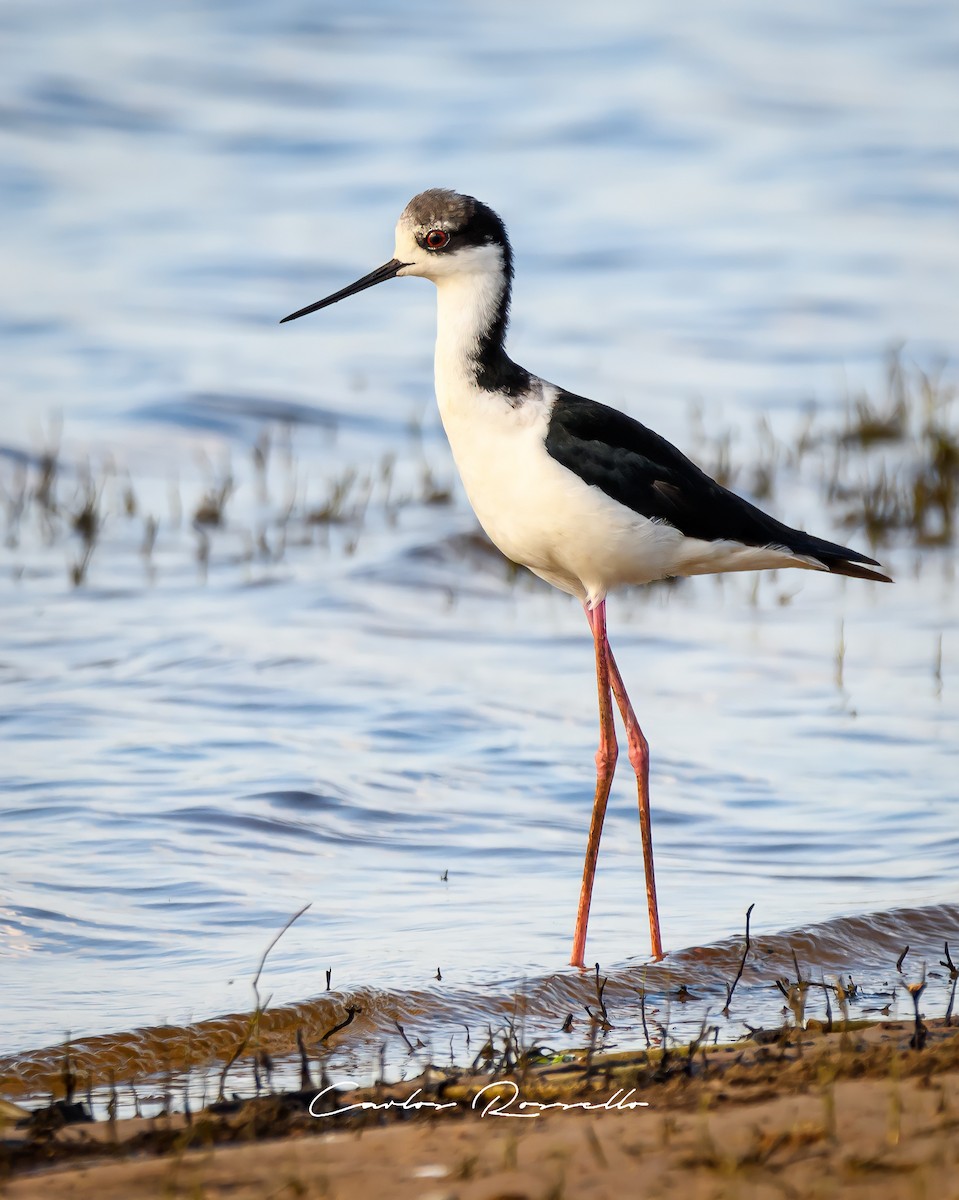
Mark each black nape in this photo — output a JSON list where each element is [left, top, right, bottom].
[[459, 200, 532, 400]]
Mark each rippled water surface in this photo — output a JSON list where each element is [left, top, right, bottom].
[[1, 0, 958, 1079]]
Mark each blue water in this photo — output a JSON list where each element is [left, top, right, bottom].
[[1, 0, 958, 1070]]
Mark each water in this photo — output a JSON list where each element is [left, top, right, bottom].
[[1, 0, 958, 1095]]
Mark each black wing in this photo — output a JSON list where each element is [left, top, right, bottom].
[[544, 390, 891, 582]]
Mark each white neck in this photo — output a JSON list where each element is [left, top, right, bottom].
[[430, 246, 509, 402]]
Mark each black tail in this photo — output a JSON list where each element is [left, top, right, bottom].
[[821, 557, 893, 583], [797, 534, 893, 583]]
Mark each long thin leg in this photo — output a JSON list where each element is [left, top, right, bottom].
[[570, 599, 618, 968], [605, 638, 664, 960]]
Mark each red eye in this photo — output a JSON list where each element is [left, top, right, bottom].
[[425, 229, 450, 250]]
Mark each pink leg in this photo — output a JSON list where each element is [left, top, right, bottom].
[[605, 641, 664, 960], [570, 599, 618, 968]]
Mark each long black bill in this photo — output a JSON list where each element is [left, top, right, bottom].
[[279, 258, 408, 324]]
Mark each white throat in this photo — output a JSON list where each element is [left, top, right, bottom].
[[434, 276, 500, 375], [428, 245, 508, 398]]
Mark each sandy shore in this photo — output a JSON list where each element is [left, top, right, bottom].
[[3, 1017, 958, 1199]]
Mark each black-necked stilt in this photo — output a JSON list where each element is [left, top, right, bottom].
[[281, 189, 892, 968]]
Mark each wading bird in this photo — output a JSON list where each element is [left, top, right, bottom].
[[281, 189, 891, 967]]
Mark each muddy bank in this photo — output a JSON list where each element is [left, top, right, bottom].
[[3, 1016, 958, 1198]]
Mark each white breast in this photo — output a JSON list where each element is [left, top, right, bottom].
[[433, 370, 689, 604]]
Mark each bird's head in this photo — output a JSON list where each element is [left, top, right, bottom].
[[280, 189, 512, 324], [392, 189, 512, 284]]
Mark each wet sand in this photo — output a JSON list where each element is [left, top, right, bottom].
[[4, 1017, 957, 1199]]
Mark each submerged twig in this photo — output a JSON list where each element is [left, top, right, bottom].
[[724, 903, 755, 1015], [320, 1005, 361, 1045], [685, 1013, 717, 1077], [60, 1034, 76, 1105], [394, 1020, 417, 1054], [820, 975, 834, 1033], [940, 942, 957, 1026], [639, 971, 651, 1050], [217, 903, 312, 1099], [908, 979, 928, 1050], [775, 948, 810, 1039], [296, 1029, 313, 1091], [251, 903, 311, 1013], [584, 963, 612, 1029]]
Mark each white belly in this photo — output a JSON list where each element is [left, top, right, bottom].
[[435, 377, 687, 603]]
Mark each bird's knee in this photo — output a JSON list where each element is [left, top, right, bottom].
[[595, 737, 618, 776], [626, 728, 648, 773]]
